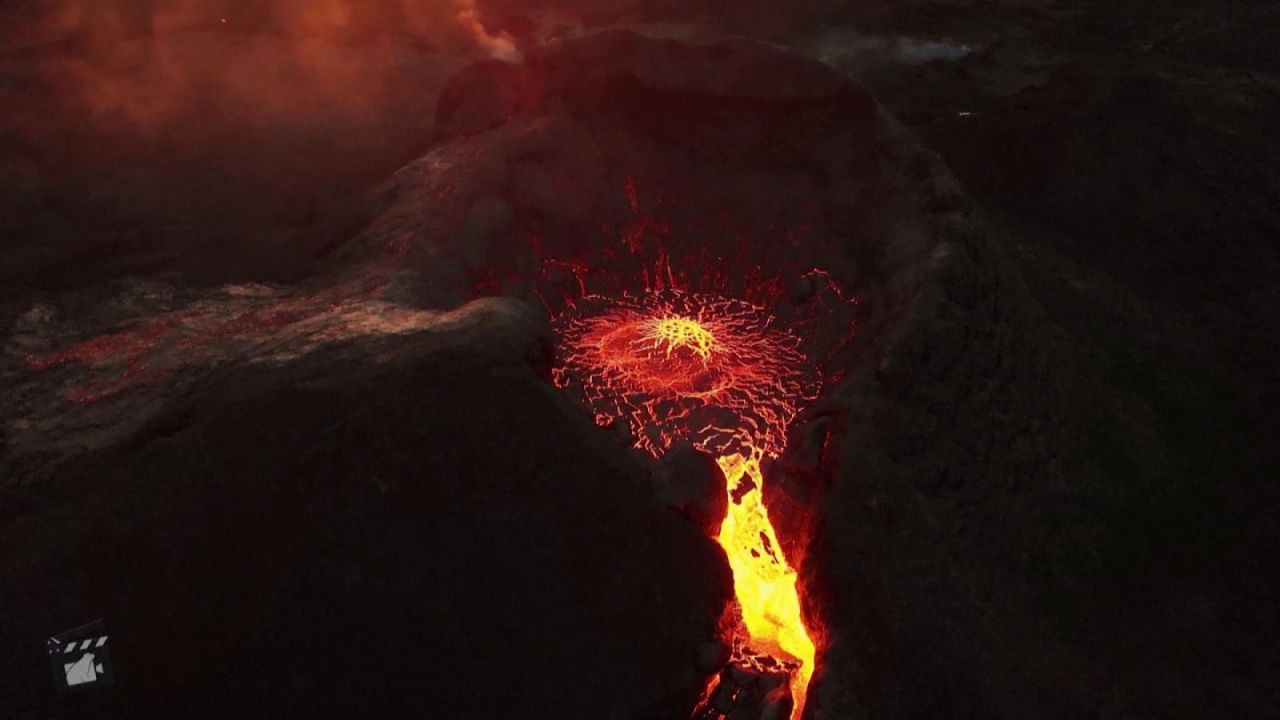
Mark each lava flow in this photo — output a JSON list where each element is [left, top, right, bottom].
[[553, 290, 818, 719]]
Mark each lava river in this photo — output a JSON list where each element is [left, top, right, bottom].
[[553, 290, 819, 719]]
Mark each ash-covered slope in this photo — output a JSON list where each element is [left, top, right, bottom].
[[0, 299, 732, 719], [775, 210, 1083, 719]]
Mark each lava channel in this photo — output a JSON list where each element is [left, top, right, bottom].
[[553, 290, 818, 720]]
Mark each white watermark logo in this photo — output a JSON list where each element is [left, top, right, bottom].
[[47, 621, 115, 693]]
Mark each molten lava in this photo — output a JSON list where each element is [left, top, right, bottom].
[[715, 452, 815, 717], [651, 316, 716, 362], [554, 291, 817, 719]]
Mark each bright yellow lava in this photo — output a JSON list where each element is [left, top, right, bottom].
[[716, 452, 814, 720], [555, 295, 817, 718], [649, 315, 716, 361]]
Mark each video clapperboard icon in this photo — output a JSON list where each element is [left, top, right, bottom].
[[46, 620, 115, 693]]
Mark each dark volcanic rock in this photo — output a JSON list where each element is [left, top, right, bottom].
[[781, 216, 1084, 720], [652, 442, 728, 537], [772, 3, 1280, 719], [334, 28, 936, 333], [0, 298, 732, 719]]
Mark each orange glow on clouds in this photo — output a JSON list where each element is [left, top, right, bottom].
[[453, 0, 521, 61]]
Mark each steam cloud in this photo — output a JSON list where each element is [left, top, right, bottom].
[[2, 0, 521, 138], [807, 27, 973, 72]]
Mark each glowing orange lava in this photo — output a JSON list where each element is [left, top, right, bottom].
[[651, 315, 717, 361], [554, 291, 817, 720]]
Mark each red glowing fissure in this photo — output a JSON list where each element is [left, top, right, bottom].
[[540, 176, 864, 720], [552, 291, 819, 720]]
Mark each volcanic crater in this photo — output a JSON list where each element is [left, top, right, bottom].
[[1, 29, 1056, 720]]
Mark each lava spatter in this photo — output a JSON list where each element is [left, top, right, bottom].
[[553, 290, 817, 720]]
